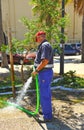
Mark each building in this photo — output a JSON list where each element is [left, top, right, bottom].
[[65, 3, 82, 43], [1, 0, 32, 40], [1, 0, 82, 42]]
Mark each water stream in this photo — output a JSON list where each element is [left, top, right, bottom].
[[16, 76, 32, 105], [0, 76, 33, 113]]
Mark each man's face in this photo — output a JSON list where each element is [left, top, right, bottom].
[[36, 35, 45, 43], [36, 35, 42, 43]]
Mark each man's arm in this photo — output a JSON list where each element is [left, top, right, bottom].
[[32, 59, 49, 76], [36, 59, 49, 72]]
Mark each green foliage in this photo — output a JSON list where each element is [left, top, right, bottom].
[[0, 75, 22, 88], [3, 0, 69, 53], [19, 0, 69, 46], [1, 38, 33, 55], [12, 38, 26, 53], [51, 71, 84, 89], [0, 66, 33, 88], [1, 44, 8, 52], [0, 0, 70, 56], [0, 95, 12, 108], [20, 18, 39, 43], [0, 39, 23, 54]]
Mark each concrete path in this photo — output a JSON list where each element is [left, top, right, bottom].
[[53, 55, 84, 75], [0, 55, 84, 75], [0, 107, 74, 130]]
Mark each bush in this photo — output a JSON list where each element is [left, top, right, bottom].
[[51, 71, 84, 89]]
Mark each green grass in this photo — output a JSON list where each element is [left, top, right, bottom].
[[0, 95, 12, 108], [0, 76, 22, 88], [0, 76, 22, 108]]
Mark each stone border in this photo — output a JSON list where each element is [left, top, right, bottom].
[[0, 85, 84, 96], [51, 86, 84, 92]]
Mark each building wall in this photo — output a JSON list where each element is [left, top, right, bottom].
[[1, 1, 82, 42], [1, 0, 32, 40], [66, 3, 82, 43]]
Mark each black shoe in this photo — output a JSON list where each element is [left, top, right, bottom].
[[39, 111, 43, 115], [37, 117, 52, 123]]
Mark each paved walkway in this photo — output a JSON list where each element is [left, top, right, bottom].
[[0, 106, 78, 130], [0, 55, 84, 76], [53, 55, 84, 75]]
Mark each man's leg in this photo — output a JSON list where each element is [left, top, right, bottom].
[[38, 69, 53, 120]]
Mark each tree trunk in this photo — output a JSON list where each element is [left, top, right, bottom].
[[0, 0, 4, 47], [1, 52, 9, 68], [46, 14, 52, 41], [81, 15, 84, 62], [0, 0, 8, 68]]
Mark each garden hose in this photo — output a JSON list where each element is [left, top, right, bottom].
[[0, 74, 40, 116]]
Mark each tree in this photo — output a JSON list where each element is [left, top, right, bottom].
[[21, 0, 68, 45], [20, 0, 69, 76], [0, 0, 8, 68], [67, 0, 84, 62], [75, 0, 84, 63]]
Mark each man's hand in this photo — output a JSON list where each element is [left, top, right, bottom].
[[31, 59, 49, 77], [31, 71, 38, 77]]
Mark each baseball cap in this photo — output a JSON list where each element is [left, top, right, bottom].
[[35, 31, 46, 37], [35, 31, 46, 42]]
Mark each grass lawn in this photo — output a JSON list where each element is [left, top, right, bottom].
[[0, 95, 12, 108]]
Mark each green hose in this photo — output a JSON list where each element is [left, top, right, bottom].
[[0, 75, 40, 116]]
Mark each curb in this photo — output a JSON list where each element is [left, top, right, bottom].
[[0, 85, 84, 96]]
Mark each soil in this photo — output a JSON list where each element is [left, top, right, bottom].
[[0, 90, 84, 130], [52, 90, 84, 129], [0, 65, 84, 130]]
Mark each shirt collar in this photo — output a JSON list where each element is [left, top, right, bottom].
[[41, 39, 47, 44], [38, 39, 47, 49]]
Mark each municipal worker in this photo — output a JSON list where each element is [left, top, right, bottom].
[[32, 31, 54, 123]]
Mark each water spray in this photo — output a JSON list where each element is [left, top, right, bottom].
[[0, 74, 40, 116]]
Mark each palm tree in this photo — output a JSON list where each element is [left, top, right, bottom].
[[82, 15, 84, 62], [74, 0, 84, 63], [67, 0, 84, 62], [31, 0, 63, 42], [0, 0, 4, 48], [0, 0, 8, 68]]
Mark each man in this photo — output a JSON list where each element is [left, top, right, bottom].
[[32, 31, 54, 123]]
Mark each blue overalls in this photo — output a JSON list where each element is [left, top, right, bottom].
[[34, 40, 54, 120]]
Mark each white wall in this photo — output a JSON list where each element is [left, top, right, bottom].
[[2, 0, 32, 40], [1, 1, 82, 42], [65, 3, 82, 42]]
